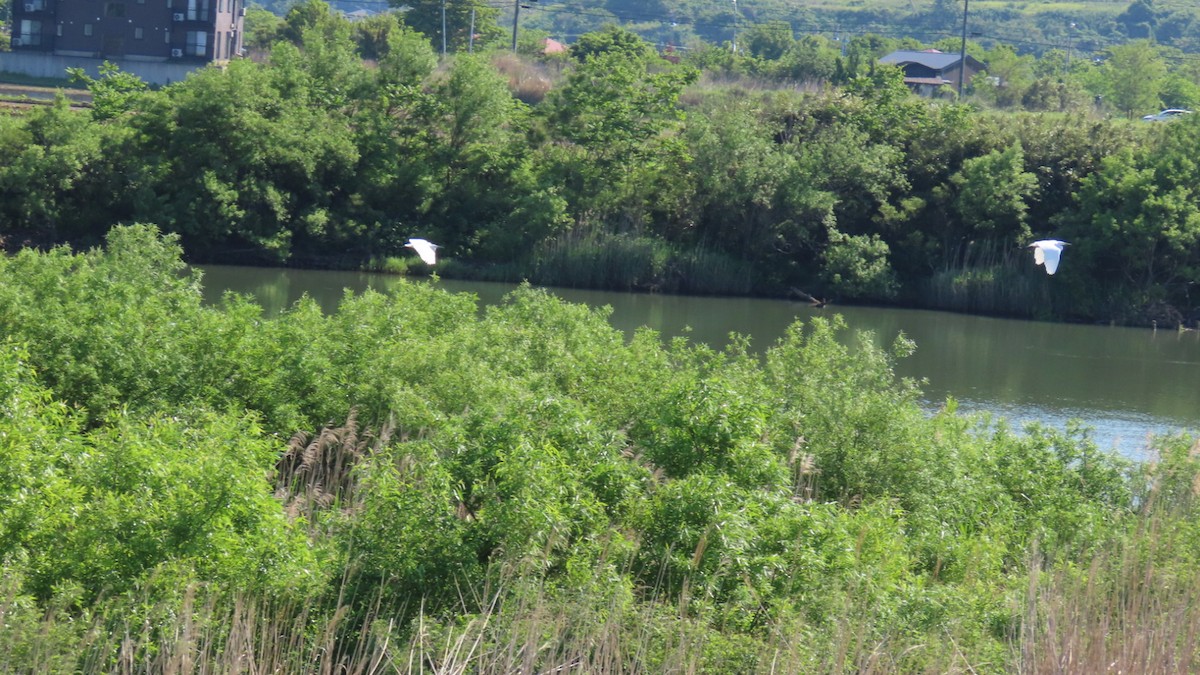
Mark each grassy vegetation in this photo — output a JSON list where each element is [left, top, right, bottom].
[[972, 1, 1122, 14], [916, 263, 1043, 317], [524, 229, 756, 295], [0, 72, 83, 89], [0, 225, 1197, 672]]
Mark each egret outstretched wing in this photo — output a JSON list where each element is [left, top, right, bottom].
[[1029, 239, 1068, 276], [1041, 246, 1061, 275], [405, 238, 439, 265]]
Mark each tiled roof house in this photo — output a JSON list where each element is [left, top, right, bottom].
[[878, 49, 986, 96]]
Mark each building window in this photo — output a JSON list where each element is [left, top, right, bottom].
[[17, 19, 43, 46], [185, 30, 206, 56], [25, 0, 45, 10], [104, 2, 125, 17], [56, 23, 63, 37], [134, 26, 143, 39], [186, 0, 210, 21], [83, 23, 93, 37]]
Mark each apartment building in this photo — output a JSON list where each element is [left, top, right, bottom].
[[9, 0, 244, 68]]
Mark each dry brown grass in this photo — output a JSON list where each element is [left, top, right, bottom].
[[490, 52, 563, 104], [275, 409, 390, 535], [1018, 556, 1200, 673], [1017, 492, 1200, 674]]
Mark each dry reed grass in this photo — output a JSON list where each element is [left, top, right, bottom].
[[9, 522, 1200, 674], [1018, 534, 1200, 673], [491, 53, 561, 105], [275, 409, 391, 535]]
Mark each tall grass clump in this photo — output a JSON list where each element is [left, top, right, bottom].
[[361, 255, 414, 275], [1018, 434, 1200, 673], [528, 228, 755, 294], [917, 263, 1045, 317], [673, 245, 756, 295], [491, 51, 560, 104], [530, 228, 674, 290]]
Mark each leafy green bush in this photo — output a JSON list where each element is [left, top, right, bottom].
[[2, 225, 1198, 672]]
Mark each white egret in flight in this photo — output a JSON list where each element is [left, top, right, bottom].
[[1029, 239, 1069, 275], [405, 238, 440, 265]]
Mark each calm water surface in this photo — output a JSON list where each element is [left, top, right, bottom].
[[199, 265, 1200, 459]]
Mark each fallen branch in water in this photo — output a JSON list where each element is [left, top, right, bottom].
[[790, 288, 828, 308]]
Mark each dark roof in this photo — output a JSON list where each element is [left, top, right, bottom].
[[879, 50, 984, 72]]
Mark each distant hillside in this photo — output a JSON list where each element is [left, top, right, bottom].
[[249, 0, 1195, 60], [509, 0, 1194, 57]]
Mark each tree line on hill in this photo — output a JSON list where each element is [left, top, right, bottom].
[[240, 0, 1200, 67], [2, 5, 1200, 325]]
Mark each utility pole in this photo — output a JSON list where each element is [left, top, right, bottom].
[[1066, 22, 1075, 72], [469, 7, 475, 53], [511, 0, 520, 51], [441, 0, 447, 57], [957, 0, 969, 97], [731, 0, 738, 53]]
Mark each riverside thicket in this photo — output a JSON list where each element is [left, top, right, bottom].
[[2, 18, 1199, 324]]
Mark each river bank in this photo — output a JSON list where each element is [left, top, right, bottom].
[[212, 248, 1200, 331], [199, 262, 1200, 458]]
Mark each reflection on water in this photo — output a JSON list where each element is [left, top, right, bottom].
[[198, 265, 1200, 458]]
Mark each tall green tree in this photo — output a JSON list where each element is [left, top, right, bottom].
[[773, 35, 839, 83], [0, 97, 128, 245], [681, 96, 797, 256], [242, 6, 284, 51], [543, 34, 697, 223], [743, 20, 793, 61], [1117, 0, 1160, 40], [392, 0, 502, 52], [281, 0, 335, 45], [568, 24, 656, 62], [67, 62, 149, 122], [1103, 40, 1167, 117], [128, 59, 360, 262], [1066, 121, 1200, 305], [949, 143, 1038, 247], [974, 45, 1037, 109], [425, 55, 562, 258]]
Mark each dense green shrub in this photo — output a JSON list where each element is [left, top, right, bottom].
[[1, 225, 1198, 672]]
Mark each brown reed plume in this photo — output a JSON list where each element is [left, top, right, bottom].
[[275, 409, 393, 526]]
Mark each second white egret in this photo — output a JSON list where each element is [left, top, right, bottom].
[[405, 238, 440, 265], [1029, 239, 1069, 275]]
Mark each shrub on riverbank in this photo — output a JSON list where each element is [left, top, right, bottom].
[[2, 225, 1199, 673]]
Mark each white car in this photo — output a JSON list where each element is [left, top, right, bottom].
[[1142, 108, 1193, 121]]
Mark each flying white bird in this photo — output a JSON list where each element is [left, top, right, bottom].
[[1029, 239, 1069, 275], [405, 238, 440, 265]]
